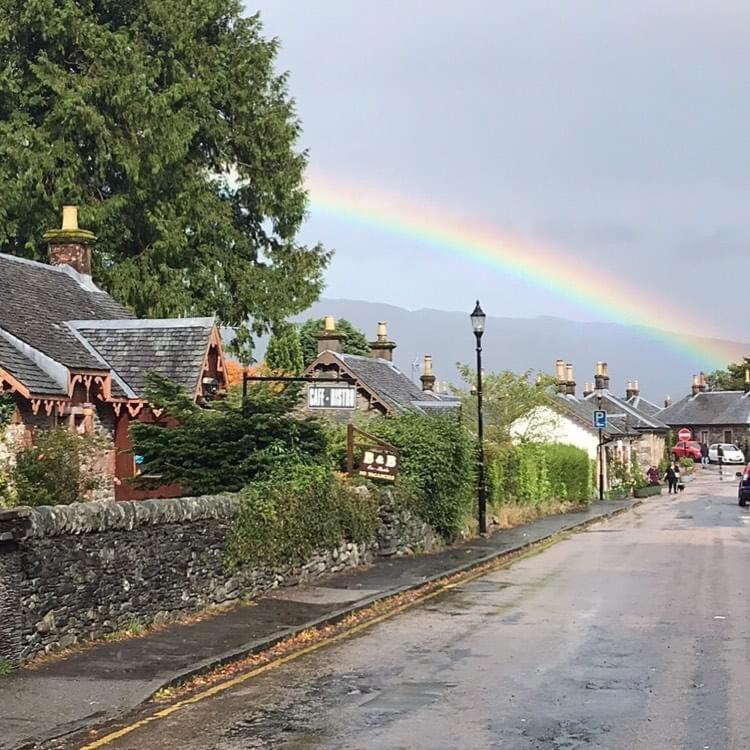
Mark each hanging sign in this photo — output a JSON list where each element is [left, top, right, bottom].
[[307, 384, 357, 409]]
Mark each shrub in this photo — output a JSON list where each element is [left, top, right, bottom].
[[488, 442, 593, 506], [228, 464, 378, 569], [679, 456, 695, 470], [131, 373, 328, 494], [367, 413, 473, 538], [13, 429, 107, 507]]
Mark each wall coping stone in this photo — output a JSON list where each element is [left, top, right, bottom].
[[0, 494, 240, 540]]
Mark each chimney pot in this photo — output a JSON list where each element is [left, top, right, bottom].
[[368, 321, 396, 362], [555, 359, 567, 394], [420, 354, 436, 392], [62, 205, 78, 231], [583, 382, 593, 398], [664, 395, 672, 408], [565, 363, 576, 397], [315, 316, 344, 354]]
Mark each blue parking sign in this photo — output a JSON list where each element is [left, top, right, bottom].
[[593, 410, 607, 430]]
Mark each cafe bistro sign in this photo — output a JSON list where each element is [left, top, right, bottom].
[[307, 383, 357, 409]]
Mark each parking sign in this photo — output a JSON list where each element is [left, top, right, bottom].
[[593, 410, 607, 430]]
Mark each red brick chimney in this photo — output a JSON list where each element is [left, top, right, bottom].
[[369, 321, 396, 362], [43, 206, 96, 277]]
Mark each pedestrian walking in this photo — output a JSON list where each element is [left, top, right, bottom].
[[700, 442, 710, 467], [665, 462, 679, 494]]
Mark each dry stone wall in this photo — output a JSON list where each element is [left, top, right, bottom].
[[0, 489, 440, 666]]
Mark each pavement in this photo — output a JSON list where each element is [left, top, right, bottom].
[[0, 497, 637, 750], [69, 470, 750, 750]]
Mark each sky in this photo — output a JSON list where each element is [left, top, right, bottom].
[[251, 1, 750, 340]]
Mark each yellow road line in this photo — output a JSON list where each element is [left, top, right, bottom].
[[80, 534, 567, 749]]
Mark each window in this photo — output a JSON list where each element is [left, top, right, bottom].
[[700, 430, 708, 444], [724, 430, 733, 444]]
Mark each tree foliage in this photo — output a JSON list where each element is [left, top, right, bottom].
[[0, 0, 329, 358], [130, 373, 327, 495], [455, 366, 555, 443], [265, 323, 304, 374], [706, 358, 750, 391], [299, 318, 370, 365]]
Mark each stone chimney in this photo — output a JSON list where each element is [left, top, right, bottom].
[[698, 371, 708, 393], [420, 355, 436, 392], [565, 363, 576, 397], [593, 361, 610, 392], [664, 395, 672, 408], [369, 321, 396, 362], [744, 369, 750, 394], [43, 205, 96, 276], [315, 315, 344, 354], [691, 374, 700, 397], [555, 359, 567, 395], [625, 379, 641, 399], [583, 382, 594, 398]]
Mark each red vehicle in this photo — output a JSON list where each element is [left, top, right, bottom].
[[672, 440, 702, 461]]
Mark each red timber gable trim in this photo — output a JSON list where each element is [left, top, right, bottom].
[[194, 325, 228, 400], [68, 370, 112, 402]]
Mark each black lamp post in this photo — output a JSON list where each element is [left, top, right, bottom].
[[470, 300, 487, 534], [596, 388, 604, 502]]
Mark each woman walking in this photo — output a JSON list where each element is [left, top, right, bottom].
[[665, 462, 679, 494]]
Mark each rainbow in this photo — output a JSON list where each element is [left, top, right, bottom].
[[307, 173, 741, 370]]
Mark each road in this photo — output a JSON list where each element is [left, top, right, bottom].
[[79, 472, 750, 749]]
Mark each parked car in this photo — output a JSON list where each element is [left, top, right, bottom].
[[709, 443, 745, 464], [672, 441, 702, 462], [738, 465, 750, 507]]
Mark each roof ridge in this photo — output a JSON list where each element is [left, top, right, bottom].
[[68, 317, 216, 330], [0, 252, 104, 293]]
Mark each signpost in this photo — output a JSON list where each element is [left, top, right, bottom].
[[593, 410, 607, 501], [678, 428, 692, 443], [593, 410, 607, 430]]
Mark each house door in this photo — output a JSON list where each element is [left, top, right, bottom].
[[724, 430, 733, 444]]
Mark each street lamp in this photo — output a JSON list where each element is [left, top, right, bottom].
[[596, 385, 604, 502], [470, 300, 487, 534]]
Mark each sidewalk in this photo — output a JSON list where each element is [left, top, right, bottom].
[[0, 498, 637, 750]]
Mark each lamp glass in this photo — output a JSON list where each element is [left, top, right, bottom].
[[470, 300, 486, 335]]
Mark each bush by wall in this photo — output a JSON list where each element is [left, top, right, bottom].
[[367, 413, 474, 538], [487, 442, 593, 506], [227, 464, 378, 568], [11, 429, 107, 507]]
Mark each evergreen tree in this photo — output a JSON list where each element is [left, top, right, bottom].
[[265, 323, 304, 374], [706, 358, 750, 391], [0, 1, 329, 358], [299, 318, 370, 365]]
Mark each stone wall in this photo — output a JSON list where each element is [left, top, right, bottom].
[[0, 488, 440, 666]]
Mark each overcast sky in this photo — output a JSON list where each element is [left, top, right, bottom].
[[251, 1, 750, 340]]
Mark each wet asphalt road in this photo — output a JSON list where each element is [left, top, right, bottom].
[[89, 473, 750, 749]]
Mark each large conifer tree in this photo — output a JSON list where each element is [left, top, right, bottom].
[[0, 0, 329, 356]]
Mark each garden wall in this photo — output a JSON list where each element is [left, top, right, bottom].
[[0, 489, 440, 666]]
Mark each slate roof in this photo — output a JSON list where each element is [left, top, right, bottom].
[[338, 353, 458, 414], [626, 395, 663, 418], [0, 254, 132, 370], [0, 337, 65, 395], [582, 391, 669, 432], [70, 319, 215, 397], [552, 394, 629, 438], [658, 391, 750, 426]]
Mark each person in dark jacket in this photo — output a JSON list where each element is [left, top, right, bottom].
[[700, 442, 710, 467], [647, 466, 661, 486], [665, 463, 679, 494]]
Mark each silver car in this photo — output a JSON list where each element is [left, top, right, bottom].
[[708, 443, 746, 464]]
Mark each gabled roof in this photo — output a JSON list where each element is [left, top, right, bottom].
[[551, 394, 629, 438], [0, 337, 66, 396], [626, 394, 663, 418], [339, 353, 458, 414], [69, 319, 216, 398], [0, 254, 132, 370], [582, 390, 669, 432], [659, 391, 750, 426]]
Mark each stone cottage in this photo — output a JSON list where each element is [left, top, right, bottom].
[[0, 207, 227, 500], [302, 317, 459, 422], [659, 372, 750, 451]]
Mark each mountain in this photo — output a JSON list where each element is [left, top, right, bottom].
[[280, 299, 750, 403]]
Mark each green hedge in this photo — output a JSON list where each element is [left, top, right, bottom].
[[227, 464, 378, 569], [487, 442, 593, 506], [367, 413, 473, 539]]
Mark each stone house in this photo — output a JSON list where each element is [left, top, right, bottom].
[[302, 318, 459, 422], [0, 207, 227, 500], [659, 372, 750, 451]]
